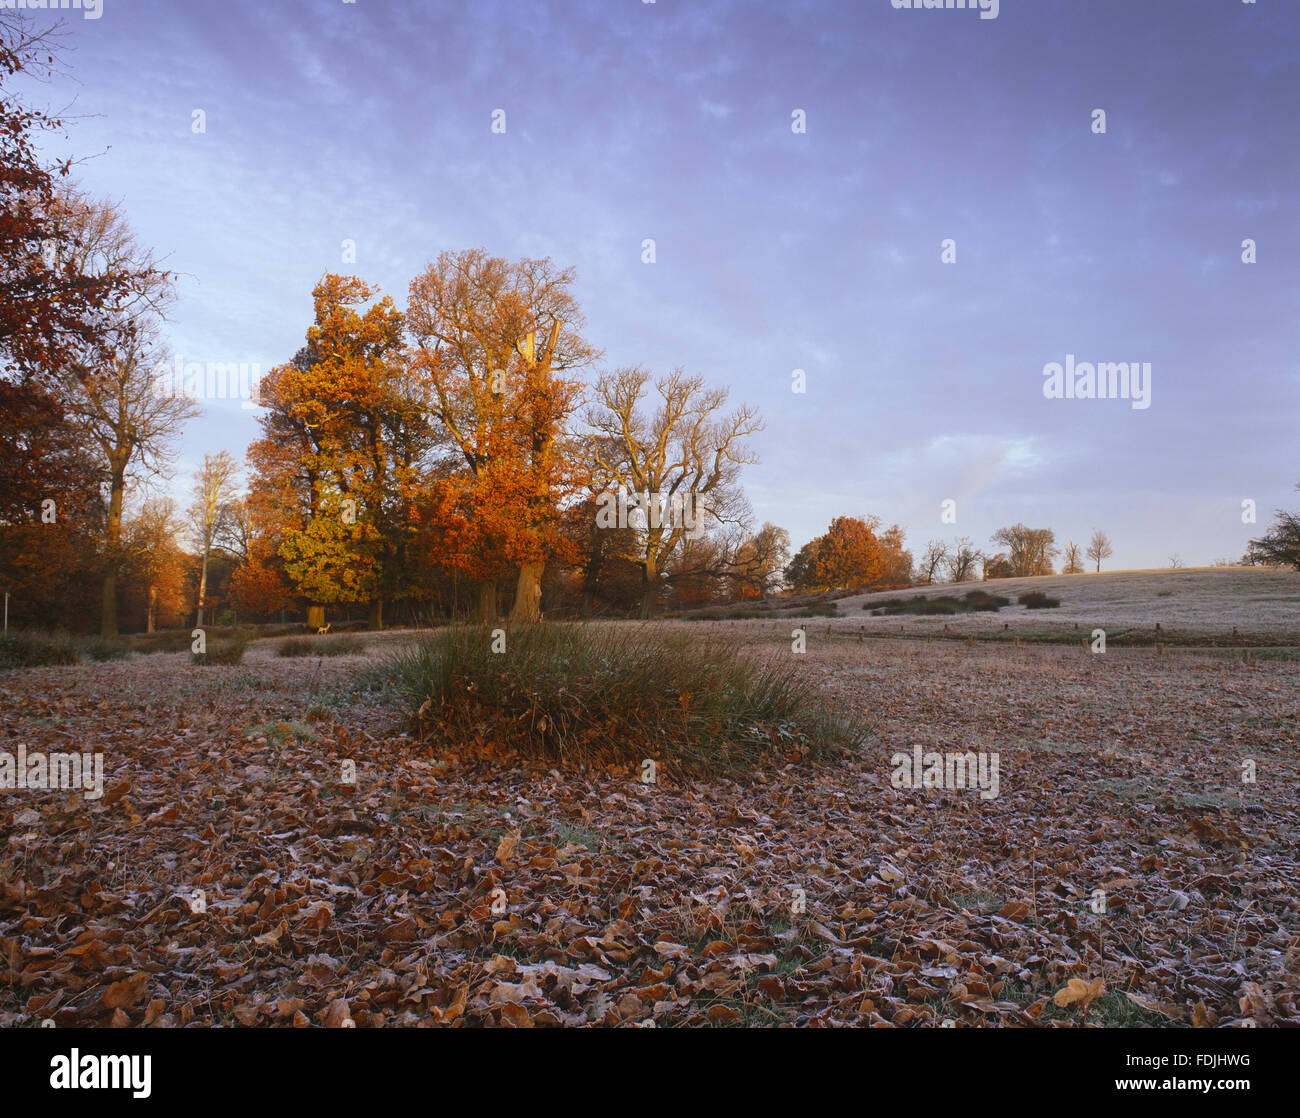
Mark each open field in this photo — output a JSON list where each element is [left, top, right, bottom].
[[682, 568, 1300, 649], [2, 623, 1296, 1027]]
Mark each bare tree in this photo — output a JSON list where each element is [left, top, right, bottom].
[[215, 496, 251, 563], [990, 524, 1058, 577], [1087, 529, 1113, 573], [53, 191, 196, 636], [1062, 540, 1084, 574], [586, 367, 762, 618], [189, 451, 241, 627], [920, 539, 950, 584], [944, 536, 982, 583]]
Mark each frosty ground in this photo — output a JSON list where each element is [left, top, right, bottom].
[[2, 599, 1295, 1027]]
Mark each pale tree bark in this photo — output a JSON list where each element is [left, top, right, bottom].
[[190, 451, 240, 628], [100, 460, 127, 637], [509, 318, 563, 624]]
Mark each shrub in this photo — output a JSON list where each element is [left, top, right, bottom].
[[191, 636, 249, 666], [0, 630, 80, 669], [276, 634, 366, 658], [865, 592, 1009, 616], [1018, 591, 1061, 609], [385, 623, 868, 776], [80, 636, 130, 662], [962, 590, 1010, 611], [126, 630, 196, 655]]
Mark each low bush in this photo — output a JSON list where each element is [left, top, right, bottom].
[[0, 630, 80, 669], [1018, 591, 1061, 609], [191, 635, 249, 666], [276, 634, 367, 657], [80, 636, 130, 662], [866, 590, 1010, 616], [385, 623, 868, 775], [126, 630, 198, 655], [961, 590, 1011, 611]]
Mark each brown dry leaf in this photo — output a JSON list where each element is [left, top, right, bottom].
[[324, 997, 353, 1028], [1053, 977, 1105, 1010], [252, 920, 287, 948], [495, 828, 521, 864], [653, 940, 691, 960], [498, 1002, 534, 1028], [1126, 993, 1184, 1021], [102, 971, 149, 1010]]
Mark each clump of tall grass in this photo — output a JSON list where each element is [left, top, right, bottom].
[[125, 630, 194, 654], [0, 630, 80, 669], [79, 636, 130, 661], [276, 634, 367, 657], [190, 635, 249, 666], [866, 590, 1010, 616], [1018, 591, 1061, 609], [385, 623, 867, 775]]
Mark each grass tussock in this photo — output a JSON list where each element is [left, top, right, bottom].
[[126, 629, 204, 654], [685, 603, 838, 621], [79, 636, 130, 662], [190, 635, 249, 666], [0, 630, 80, 669], [867, 589, 1011, 616], [276, 634, 367, 657], [385, 623, 868, 775]]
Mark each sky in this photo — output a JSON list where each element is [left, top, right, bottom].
[[11, 0, 1300, 569]]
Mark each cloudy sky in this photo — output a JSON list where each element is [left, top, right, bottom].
[[15, 0, 1299, 568]]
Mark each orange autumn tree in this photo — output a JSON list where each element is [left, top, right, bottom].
[[247, 274, 432, 628], [407, 249, 596, 622], [809, 516, 886, 590]]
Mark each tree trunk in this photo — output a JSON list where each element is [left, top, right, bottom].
[[196, 548, 209, 628], [100, 471, 125, 637], [368, 599, 384, 630], [510, 562, 544, 623], [307, 604, 325, 630], [473, 580, 496, 623], [638, 558, 658, 620], [146, 585, 157, 633]]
